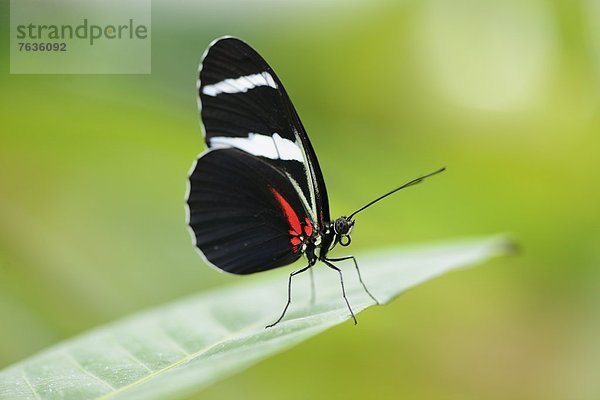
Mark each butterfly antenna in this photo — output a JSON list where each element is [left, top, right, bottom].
[[348, 167, 446, 220]]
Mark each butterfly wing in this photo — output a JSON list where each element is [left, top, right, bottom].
[[187, 148, 312, 274], [186, 37, 330, 274], [198, 36, 330, 225]]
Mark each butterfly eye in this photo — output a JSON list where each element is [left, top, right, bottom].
[[334, 217, 350, 235]]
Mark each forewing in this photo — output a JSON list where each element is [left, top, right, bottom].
[[187, 148, 313, 275], [198, 36, 330, 225]]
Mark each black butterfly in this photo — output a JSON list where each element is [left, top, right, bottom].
[[186, 37, 444, 328]]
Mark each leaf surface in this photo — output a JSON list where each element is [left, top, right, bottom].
[[0, 236, 511, 400]]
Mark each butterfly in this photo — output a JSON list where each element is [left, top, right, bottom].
[[185, 37, 444, 328]]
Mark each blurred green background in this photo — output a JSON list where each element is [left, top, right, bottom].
[[1, 0, 599, 399]]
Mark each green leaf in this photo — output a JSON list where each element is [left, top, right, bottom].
[[0, 236, 512, 400]]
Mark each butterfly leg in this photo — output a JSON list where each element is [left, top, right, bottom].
[[326, 255, 380, 305], [309, 267, 316, 306], [321, 259, 357, 325], [266, 263, 312, 329]]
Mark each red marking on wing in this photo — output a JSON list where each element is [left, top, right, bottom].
[[270, 188, 302, 236], [303, 217, 313, 236]]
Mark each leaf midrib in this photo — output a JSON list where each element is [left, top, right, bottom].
[[96, 319, 269, 399]]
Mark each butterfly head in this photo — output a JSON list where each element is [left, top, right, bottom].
[[333, 216, 354, 247]]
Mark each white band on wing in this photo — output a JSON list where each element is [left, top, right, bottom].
[[210, 133, 303, 162], [201, 72, 278, 97]]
